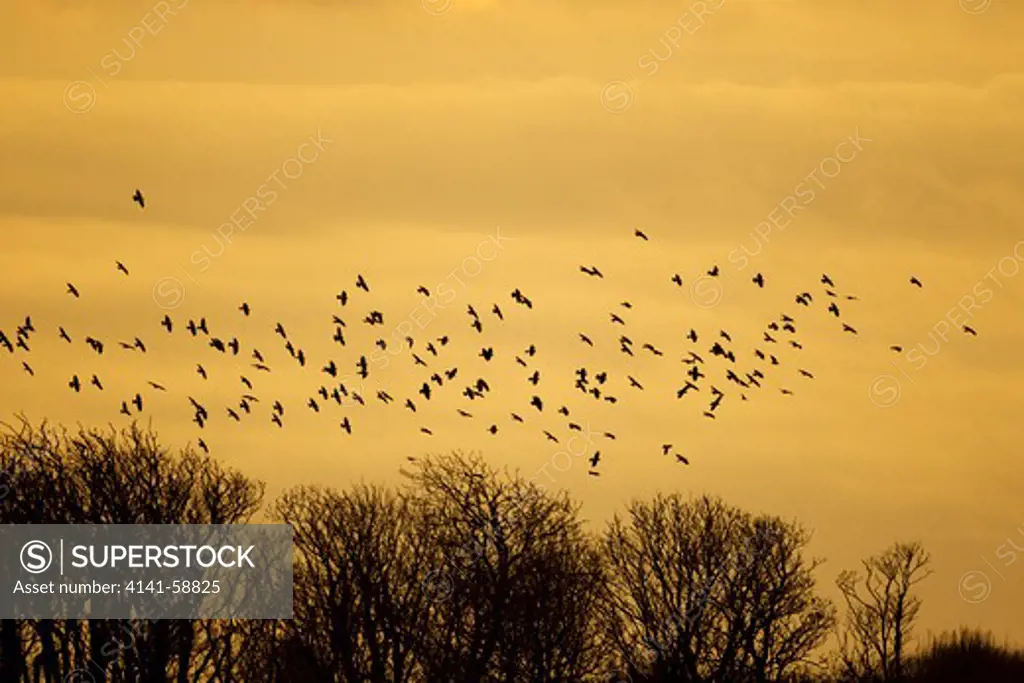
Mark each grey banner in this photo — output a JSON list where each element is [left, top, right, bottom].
[[0, 524, 292, 619]]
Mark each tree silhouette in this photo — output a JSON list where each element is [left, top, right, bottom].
[[0, 416, 264, 683], [834, 541, 933, 682], [401, 451, 605, 681], [265, 483, 431, 682], [599, 493, 836, 682], [1, 418, 1021, 683]]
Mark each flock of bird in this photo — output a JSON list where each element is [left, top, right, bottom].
[[0, 196, 981, 476]]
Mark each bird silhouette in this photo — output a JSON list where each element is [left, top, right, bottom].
[[116, 261, 129, 275], [752, 273, 764, 287], [634, 229, 649, 241], [963, 325, 978, 336], [910, 276, 923, 288], [66, 282, 80, 298], [677, 382, 698, 398], [356, 275, 370, 292], [132, 189, 145, 208]]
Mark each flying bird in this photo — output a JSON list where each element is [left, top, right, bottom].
[[910, 276, 922, 288], [115, 261, 129, 275], [634, 229, 649, 241], [132, 189, 145, 208]]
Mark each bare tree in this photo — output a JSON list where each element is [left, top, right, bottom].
[[835, 542, 933, 681], [600, 494, 835, 682], [0, 416, 264, 683], [401, 450, 605, 682], [269, 483, 431, 682]]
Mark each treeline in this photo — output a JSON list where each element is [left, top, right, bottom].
[[0, 418, 1021, 682]]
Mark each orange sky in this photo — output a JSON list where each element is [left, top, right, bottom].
[[1, 0, 1023, 646]]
